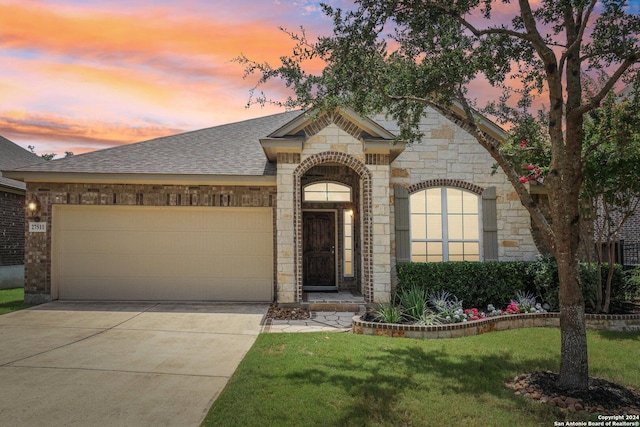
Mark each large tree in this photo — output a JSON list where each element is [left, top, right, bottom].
[[238, 0, 640, 389]]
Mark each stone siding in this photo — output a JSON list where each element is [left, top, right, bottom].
[[379, 109, 539, 272], [278, 121, 388, 303], [23, 182, 276, 303]]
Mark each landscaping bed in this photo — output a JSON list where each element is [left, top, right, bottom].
[[353, 311, 640, 338], [508, 371, 640, 416]]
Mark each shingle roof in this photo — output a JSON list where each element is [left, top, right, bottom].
[[8, 110, 304, 177], [0, 135, 44, 190]]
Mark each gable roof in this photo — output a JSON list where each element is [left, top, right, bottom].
[[4, 111, 303, 184], [259, 108, 406, 162], [0, 135, 43, 191], [4, 106, 507, 186]]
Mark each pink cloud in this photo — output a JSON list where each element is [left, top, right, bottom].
[[0, 1, 300, 154]]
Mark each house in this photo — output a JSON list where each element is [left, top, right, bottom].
[[0, 135, 44, 289], [3, 108, 538, 304]]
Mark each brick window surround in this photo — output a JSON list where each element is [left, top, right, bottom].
[[293, 151, 374, 302]]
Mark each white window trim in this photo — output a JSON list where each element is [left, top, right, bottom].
[[343, 209, 354, 277], [303, 181, 352, 202], [409, 187, 484, 262]]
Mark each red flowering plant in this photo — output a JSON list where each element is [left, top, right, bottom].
[[487, 108, 551, 186], [505, 302, 521, 314], [463, 307, 485, 321]]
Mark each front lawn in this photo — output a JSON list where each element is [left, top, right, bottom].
[[0, 288, 34, 315], [203, 329, 640, 427]]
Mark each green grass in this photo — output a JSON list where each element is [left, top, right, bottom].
[[0, 288, 34, 315], [203, 329, 640, 427]]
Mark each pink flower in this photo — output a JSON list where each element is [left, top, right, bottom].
[[471, 316, 479, 321], [527, 164, 535, 170], [519, 141, 527, 147], [472, 308, 478, 315], [519, 176, 530, 184]]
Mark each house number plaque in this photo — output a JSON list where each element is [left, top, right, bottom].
[[28, 222, 47, 233]]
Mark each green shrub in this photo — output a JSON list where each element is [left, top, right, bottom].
[[624, 267, 640, 301], [396, 261, 535, 310], [622, 266, 640, 301], [396, 258, 632, 313], [528, 255, 559, 310]]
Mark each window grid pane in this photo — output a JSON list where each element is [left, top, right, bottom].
[[343, 210, 354, 277], [304, 182, 352, 202], [410, 187, 481, 262]]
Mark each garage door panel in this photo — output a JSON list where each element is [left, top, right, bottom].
[[59, 277, 273, 301], [53, 205, 273, 301], [59, 230, 273, 257], [57, 253, 273, 278]]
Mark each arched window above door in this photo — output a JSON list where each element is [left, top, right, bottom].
[[303, 182, 352, 202]]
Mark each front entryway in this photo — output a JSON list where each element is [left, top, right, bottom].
[[302, 211, 336, 291]]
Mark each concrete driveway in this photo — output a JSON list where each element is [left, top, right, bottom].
[[0, 301, 268, 427]]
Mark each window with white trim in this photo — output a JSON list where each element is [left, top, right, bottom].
[[343, 210, 354, 276], [410, 187, 481, 262], [303, 182, 352, 202]]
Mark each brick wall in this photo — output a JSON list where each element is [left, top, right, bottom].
[[24, 182, 276, 303], [0, 190, 25, 266]]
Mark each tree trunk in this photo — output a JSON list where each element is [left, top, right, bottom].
[[555, 233, 589, 388], [558, 295, 589, 389], [547, 118, 589, 389], [603, 244, 616, 313], [596, 250, 603, 313], [550, 195, 590, 389]]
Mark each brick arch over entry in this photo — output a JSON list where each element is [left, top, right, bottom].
[[294, 151, 374, 302]]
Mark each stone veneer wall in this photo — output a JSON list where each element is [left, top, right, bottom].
[[275, 118, 391, 303], [377, 109, 539, 281], [23, 182, 276, 303]]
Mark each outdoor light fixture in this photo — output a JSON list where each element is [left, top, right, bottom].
[[26, 195, 41, 221]]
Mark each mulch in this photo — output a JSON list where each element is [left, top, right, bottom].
[[507, 371, 640, 416], [266, 303, 310, 320]]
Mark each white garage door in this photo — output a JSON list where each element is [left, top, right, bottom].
[[52, 205, 273, 301]]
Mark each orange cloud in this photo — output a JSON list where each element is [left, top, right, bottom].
[[0, 2, 294, 66], [0, 110, 183, 151]]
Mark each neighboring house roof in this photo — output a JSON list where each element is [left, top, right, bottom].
[[5, 111, 303, 180], [0, 135, 44, 192]]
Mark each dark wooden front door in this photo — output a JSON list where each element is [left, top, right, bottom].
[[303, 211, 336, 288]]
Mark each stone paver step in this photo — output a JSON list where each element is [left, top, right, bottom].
[[263, 311, 357, 333]]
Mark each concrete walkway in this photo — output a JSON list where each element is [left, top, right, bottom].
[[264, 311, 356, 333], [264, 291, 363, 333], [0, 301, 268, 427]]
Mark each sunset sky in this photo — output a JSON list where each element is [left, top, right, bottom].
[[1, 0, 639, 157]]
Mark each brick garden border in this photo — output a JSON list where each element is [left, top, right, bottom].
[[352, 312, 640, 339]]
